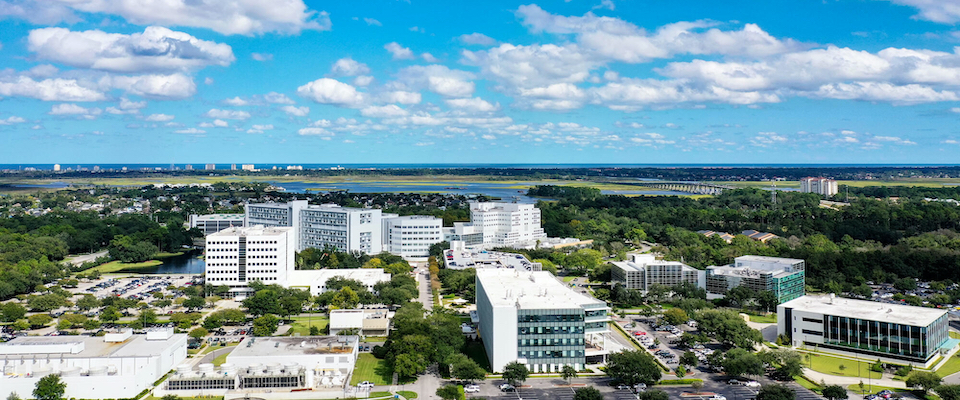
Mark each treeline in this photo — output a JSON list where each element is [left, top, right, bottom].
[[844, 185, 960, 200], [536, 186, 960, 288], [527, 185, 601, 201]]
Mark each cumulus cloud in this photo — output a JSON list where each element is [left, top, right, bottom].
[[205, 108, 251, 120], [458, 32, 497, 46], [297, 78, 365, 107], [251, 53, 273, 61], [353, 76, 374, 87], [445, 97, 500, 112], [422, 53, 440, 63], [0, 116, 27, 125], [3, 0, 331, 36], [247, 124, 274, 134], [887, 0, 960, 24], [280, 105, 310, 116], [105, 73, 197, 99], [175, 128, 205, 134], [49, 103, 100, 115], [263, 92, 295, 104], [200, 119, 229, 127], [361, 104, 409, 118], [106, 97, 147, 114], [27, 26, 234, 73], [363, 17, 382, 26], [379, 91, 422, 104], [329, 57, 371, 77], [224, 97, 248, 106], [0, 76, 106, 102], [392, 65, 475, 97], [384, 42, 415, 60], [145, 113, 175, 121], [298, 127, 333, 136]]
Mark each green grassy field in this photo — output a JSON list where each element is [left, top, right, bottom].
[[86, 260, 162, 274], [285, 316, 329, 336], [396, 391, 418, 399], [802, 352, 883, 379], [937, 353, 960, 377], [350, 353, 393, 386], [200, 342, 238, 355], [747, 313, 777, 323], [212, 351, 230, 366], [715, 178, 960, 189]]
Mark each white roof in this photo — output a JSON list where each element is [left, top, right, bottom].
[[476, 269, 607, 310], [780, 295, 946, 326], [195, 213, 244, 221], [0, 333, 186, 359], [735, 255, 804, 265], [329, 310, 365, 329], [207, 225, 292, 237], [287, 268, 391, 285], [227, 336, 358, 358]]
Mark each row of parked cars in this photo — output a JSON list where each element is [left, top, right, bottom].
[[865, 390, 898, 400]]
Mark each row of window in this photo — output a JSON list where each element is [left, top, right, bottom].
[[519, 326, 584, 334], [518, 314, 584, 323], [209, 255, 237, 259], [519, 350, 584, 359], [209, 277, 277, 281], [519, 338, 584, 346]]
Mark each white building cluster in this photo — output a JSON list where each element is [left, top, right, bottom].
[[610, 254, 705, 293], [800, 177, 839, 196]]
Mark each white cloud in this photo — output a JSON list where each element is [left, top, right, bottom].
[[4, 0, 331, 36], [952, 107, 960, 113], [263, 92, 295, 104], [422, 53, 440, 63], [145, 113, 175, 122], [251, 53, 273, 61], [593, 0, 615, 11], [943, 139, 959, 144], [205, 108, 251, 120], [199, 119, 228, 127], [175, 128, 205, 134], [280, 105, 310, 116], [106, 97, 146, 114], [392, 65, 475, 97], [105, 73, 197, 99], [0, 76, 106, 102], [0, 116, 26, 125], [481, 134, 497, 140], [409, 26, 425, 33], [445, 97, 500, 112], [812, 82, 958, 104], [590, 78, 780, 109], [750, 131, 788, 147], [363, 17, 382, 26], [204, 77, 214, 85], [353, 76, 374, 86], [379, 91, 422, 105], [887, 0, 960, 24], [329, 57, 370, 77], [224, 97, 248, 106], [297, 78, 365, 107], [384, 42, 415, 60], [49, 103, 102, 116], [27, 26, 234, 73], [28, 64, 59, 78], [458, 32, 497, 46], [361, 104, 409, 118], [247, 124, 273, 134], [414, 141, 435, 146], [298, 127, 333, 136]]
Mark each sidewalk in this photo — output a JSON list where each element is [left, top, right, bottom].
[[801, 368, 906, 388]]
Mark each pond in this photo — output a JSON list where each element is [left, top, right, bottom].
[[137, 251, 206, 274]]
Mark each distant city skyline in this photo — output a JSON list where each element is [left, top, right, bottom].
[[1, 0, 960, 164]]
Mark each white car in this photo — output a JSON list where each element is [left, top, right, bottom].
[[710, 396, 727, 400], [464, 384, 480, 393], [357, 381, 374, 389], [744, 381, 761, 388]]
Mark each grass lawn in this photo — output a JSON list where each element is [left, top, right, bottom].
[[200, 342, 239, 355], [937, 353, 960, 377], [350, 353, 394, 386], [397, 391, 418, 399], [147, 397, 224, 400], [87, 260, 162, 274], [368, 391, 392, 398], [795, 375, 822, 393], [950, 331, 960, 339], [212, 351, 230, 366], [747, 314, 777, 323], [462, 341, 492, 372], [803, 352, 883, 379], [285, 316, 329, 336], [362, 336, 388, 343]]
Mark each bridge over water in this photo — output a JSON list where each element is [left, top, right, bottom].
[[619, 181, 735, 195]]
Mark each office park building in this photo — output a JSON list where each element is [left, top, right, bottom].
[[778, 295, 953, 367], [476, 269, 610, 373], [610, 254, 705, 293], [707, 255, 806, 304]]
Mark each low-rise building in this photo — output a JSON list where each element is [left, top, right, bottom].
[[610, 254, 705, 293], [0, 329, 186, 400], [287, 269, 391, 296], [329, 308, 392, 336], [706, 255, 805, 304], [443, 244, 542, 271], [476, 269, 610, 373], [189, 213, 245, 235], [778, 295, 953, 367]]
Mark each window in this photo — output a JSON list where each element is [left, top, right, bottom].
[[802, 329, 823, 336]]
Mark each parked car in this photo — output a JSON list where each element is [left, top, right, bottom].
[[357, 381, 374, 389], [744, 381, 761, 388], [499, 384, 515, 392], [464, 384, 480, 393]]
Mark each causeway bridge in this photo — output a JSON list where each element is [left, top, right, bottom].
[[623, 181, 735, 195]]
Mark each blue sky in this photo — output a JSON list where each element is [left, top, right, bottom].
[[1, 0, 960, 164]]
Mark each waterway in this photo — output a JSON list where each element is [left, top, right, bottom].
[[137, 252, 206, 274], [267, 181, 690, 201]]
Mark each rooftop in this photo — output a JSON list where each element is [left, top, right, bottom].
[[780, 295, 946, 326], [0, 333, 186, 359], [477, 269, 607, 310], [227, 336, 358, 358], [207, 225, 293, 237], [195, 213, 244, 221], [287, 268, 390, 284], [736, 255, 805, 264], [444, 249, 541, 271]]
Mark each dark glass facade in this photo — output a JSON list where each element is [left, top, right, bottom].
[[517, 308, 587, 366], [821, 313, 948, 362]]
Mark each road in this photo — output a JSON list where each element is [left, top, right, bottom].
[[414, 262, 434, 309], [64, 250, 109, 266]]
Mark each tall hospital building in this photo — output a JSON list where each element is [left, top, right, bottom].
[[243, 201, 383, 254]]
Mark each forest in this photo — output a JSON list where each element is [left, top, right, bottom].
[[533, 186, 960, 290]]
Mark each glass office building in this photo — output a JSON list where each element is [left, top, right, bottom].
[[707, 255, 806, 304]]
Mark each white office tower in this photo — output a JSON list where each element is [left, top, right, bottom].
[[470, 201, 546, 246], [800, 177, 839, 196], [610, 254, 705, 293], [205, 226, 295, 297], [382, 215, 443, 257], [244, 200, 308, 245], [300, 204, 383, 254], [476, 269, 610, 373]]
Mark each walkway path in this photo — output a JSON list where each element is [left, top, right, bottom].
[[802, 368, 906, 388], [64, 250, 108, 266]]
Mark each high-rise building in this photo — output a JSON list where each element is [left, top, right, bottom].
[[476, 269, 610, 373], [382, 215, 443, 257], [800, 177, 838, 196], [241, 164, 255, 171], [53, 164, 61, 171], [231, 164, 237, 170], [469, 201, 546, 246], [706, 255, 806, 304], [184, 164, 193, 170], [205, 164, 216, 170], [299, 204, 383, 254], [189, 214, 245, 235], [778, 295, 950, 367], [610, 254, 705, 293]]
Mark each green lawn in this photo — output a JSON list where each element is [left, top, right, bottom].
[[87, 260, 162, 274], [795, 375, 822, 393], [747, 314, 777, 323], [937, 353, 960, 377], [462, 341, 492, 372], [397, 391, 418, 399], [350, 353, 393, 386], [152, 251, 185, 259], [950, 331, 960, 339], [845, 384, 911, 395], [368, 391, 392, 398], [285, 316, 329, 336], [212, 351, 230, 366], [200, 342, 238, 355], [803, 352, 883, 379]]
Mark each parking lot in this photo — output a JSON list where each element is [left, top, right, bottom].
[[454, 376, 784, 400]]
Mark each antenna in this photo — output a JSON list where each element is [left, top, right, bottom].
[[771, 180, 777, 205]]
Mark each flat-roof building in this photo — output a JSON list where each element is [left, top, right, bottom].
[[707, 255, 805, 304], [778, 295, 952, 367], [382, 215, 442, 257], [190, 213, 245, 235], [329, 308, 392, 336], [610, 254, 705, 293], [287, 269, 391, 296], [470, 201, 546, 247], [444, 245, 542, 271], [476, 269, 610, 373], [800, 177, 839, 196], [0, 329, 186, 400]]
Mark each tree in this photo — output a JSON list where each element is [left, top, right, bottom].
[[436, 385, 460, 400], [573, 386, 603, 400], [676, 365, 687, 378], [252, 314, 279, 336], [183, 296, 205, 310], [721, 348, 764, 377], [394, 353, 427, 380], [756, 384, 795, 400], [561, 364, 578, 383], [822, 385, 848, 400], [99, 306, 120, 322], [188, 327, 209, 340], [691, 380, 704, 394], [638, 390, 669, 400], [906, 371, 942, 393], [680, 351, 699, 368], [1, 302, 27, 322], [756, 291, 778, 313], [33, 374, 66, 400], [937, 384, 960, 400], [27, 293, 66, 312], [28, 314, 53, 328], [696, 309, 763, 348], [605, 350, 662, 386], [663, 308, 689, 326], [138, 308, 158, 326], [331, 286, 360, 309], [502, 361, 530, 387], [76, 295, 100, 311], [448, 354, 486, 382], [242, 288, 281, 316], [161, 395, 180, 400], [8, 392, 23, 400]]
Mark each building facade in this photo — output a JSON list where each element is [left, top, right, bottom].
[[382, 215, 443, 257], [204, 226, 296, 297], [299, 204, 382, 254], [706, 255, 806, 304], [800, 177, 839, 196], [244, 200, 308, 231], [190, 213, 245, 235], [470, 202, 546, 246], [442, 222, 484, 246], [476, 269, 610, 373], [610, 254, 705, 293], [778, 295, 951, 366]]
